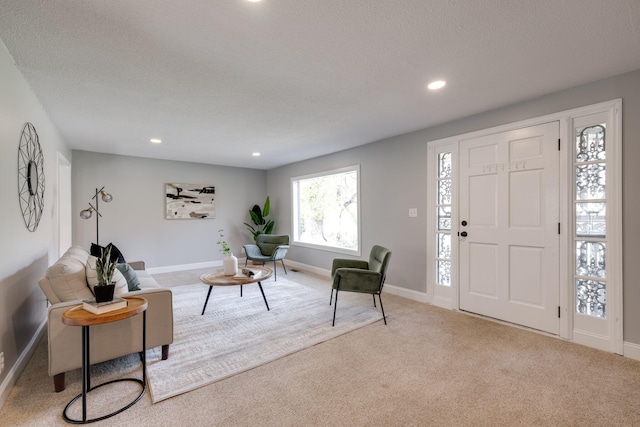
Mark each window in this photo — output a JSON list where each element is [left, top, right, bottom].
[[435, 152, 452, 286], [574, 123, 607, 317], [292, 166, 360, 254]]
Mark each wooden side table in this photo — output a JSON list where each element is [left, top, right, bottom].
[[61, 296, 148, 424]]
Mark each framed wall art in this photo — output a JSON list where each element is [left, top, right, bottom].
[[165, 183, 215, 219]]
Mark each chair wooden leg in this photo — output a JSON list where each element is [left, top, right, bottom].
[[162, 344, 170, 360], [54, 372, 65, 392]]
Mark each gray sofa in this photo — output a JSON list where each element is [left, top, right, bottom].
[[38, 245, 173, 392]]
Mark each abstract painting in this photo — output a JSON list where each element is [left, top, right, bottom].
[[165, 183, 216, 219]]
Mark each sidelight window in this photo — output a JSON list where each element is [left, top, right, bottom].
[[574, 124, 607, 317], [436, 152, 452, 286]]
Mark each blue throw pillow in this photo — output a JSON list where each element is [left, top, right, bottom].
[[115, 263, 141, 291]]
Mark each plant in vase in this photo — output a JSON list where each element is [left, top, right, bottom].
[[218, 229, 237, 275], [95, 246, 117, 302], [244, 196, 275, 241]]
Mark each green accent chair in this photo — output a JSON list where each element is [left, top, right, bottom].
[[243, 234, 290, 281], [330, 245, 392, 326]]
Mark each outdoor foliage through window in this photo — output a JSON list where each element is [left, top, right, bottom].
[[292, 167, 359, 252]]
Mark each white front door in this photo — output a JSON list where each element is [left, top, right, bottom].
[[459, 122, 560, 334]]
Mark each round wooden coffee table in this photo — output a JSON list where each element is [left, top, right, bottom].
[[199, 267, 273, 315]]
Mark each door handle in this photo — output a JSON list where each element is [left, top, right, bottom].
[[460, 231, 468, 237]]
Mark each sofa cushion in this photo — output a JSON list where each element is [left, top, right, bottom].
[[116, 263, 141, 291], [135, 269, 161, 289], [64, 245, 91, 263], [45, 257, 94, 302], [85, 255, 128, 296]]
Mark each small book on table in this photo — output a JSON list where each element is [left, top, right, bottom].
[[82, 297, 128, 314]]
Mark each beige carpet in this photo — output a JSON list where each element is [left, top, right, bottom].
[[3, 268, 640, 426], [146, 278, 383, 402]]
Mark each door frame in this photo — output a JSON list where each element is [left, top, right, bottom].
[[426, 99, 622, 352], [57, 152, 72, 259]]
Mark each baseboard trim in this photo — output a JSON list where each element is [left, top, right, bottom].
[[383, 284, 429, 303], [0, 319, 46, 411], [432, 295, 455, 310], [284, 260, 429, 303], [284, 260, 331, 277], [572, 329, 613, 354], [624, 341, 640, 361], [147, 260, 219, 274]]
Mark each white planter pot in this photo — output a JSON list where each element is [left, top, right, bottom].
[[223, 253, 238, 276]]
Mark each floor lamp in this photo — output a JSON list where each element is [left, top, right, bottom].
[[79, 186, 113, 246]]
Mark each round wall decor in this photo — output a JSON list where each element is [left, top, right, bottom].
[[18, 122, 45, 232]]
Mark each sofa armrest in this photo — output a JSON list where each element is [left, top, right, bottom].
[[46, 288, 173, 377], [128, 260, 146, 270]]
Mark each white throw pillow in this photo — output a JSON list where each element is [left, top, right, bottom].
[[46, 257, 94, 302], [86, 255, 129, 296]]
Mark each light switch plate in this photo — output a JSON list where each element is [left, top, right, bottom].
[[409, 208, 418, 218]]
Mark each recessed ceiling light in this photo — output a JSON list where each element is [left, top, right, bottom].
[[252, 152, 261, 157], [150, 138, 162, 144], [247, 0, 262, 2], [427, 80, 447, 90]]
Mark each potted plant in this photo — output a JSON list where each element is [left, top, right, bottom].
[[244, 196, 275, 241], [95, 246, 117, 302]]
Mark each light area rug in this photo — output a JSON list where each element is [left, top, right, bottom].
[[145, 277, 383, 402]]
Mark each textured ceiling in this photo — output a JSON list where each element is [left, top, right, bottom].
[[1, 1, 639, 169]]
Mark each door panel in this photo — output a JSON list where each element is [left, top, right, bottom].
[[510, 170, 542, 227], [459, 122, 560, 334], [469, 174, 497, 227], [468, 243, 498, 297], [509, 246, 543, 306]]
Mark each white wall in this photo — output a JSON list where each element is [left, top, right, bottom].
[[71, 151, 268, 268], [267, 68, 640, 344], [0, 41, 71, 403]]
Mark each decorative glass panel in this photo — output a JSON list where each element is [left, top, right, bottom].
[[576, 279, 606, 317], [437, 206, 451, 231], [438, 152, 451, 178], [437, 233, 451, 259], [438, 179, 452, 205], [575, 203, 606, 237], [576, 241, 606, 278], [437, 260, 451, 286], [576, 163, 606, 200], [434, 150, 452, 288], [574, 121, 608, 318], [576, 124, 606, 162]]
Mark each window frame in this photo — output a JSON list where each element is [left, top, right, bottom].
[[291, 165, 361, 256]]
